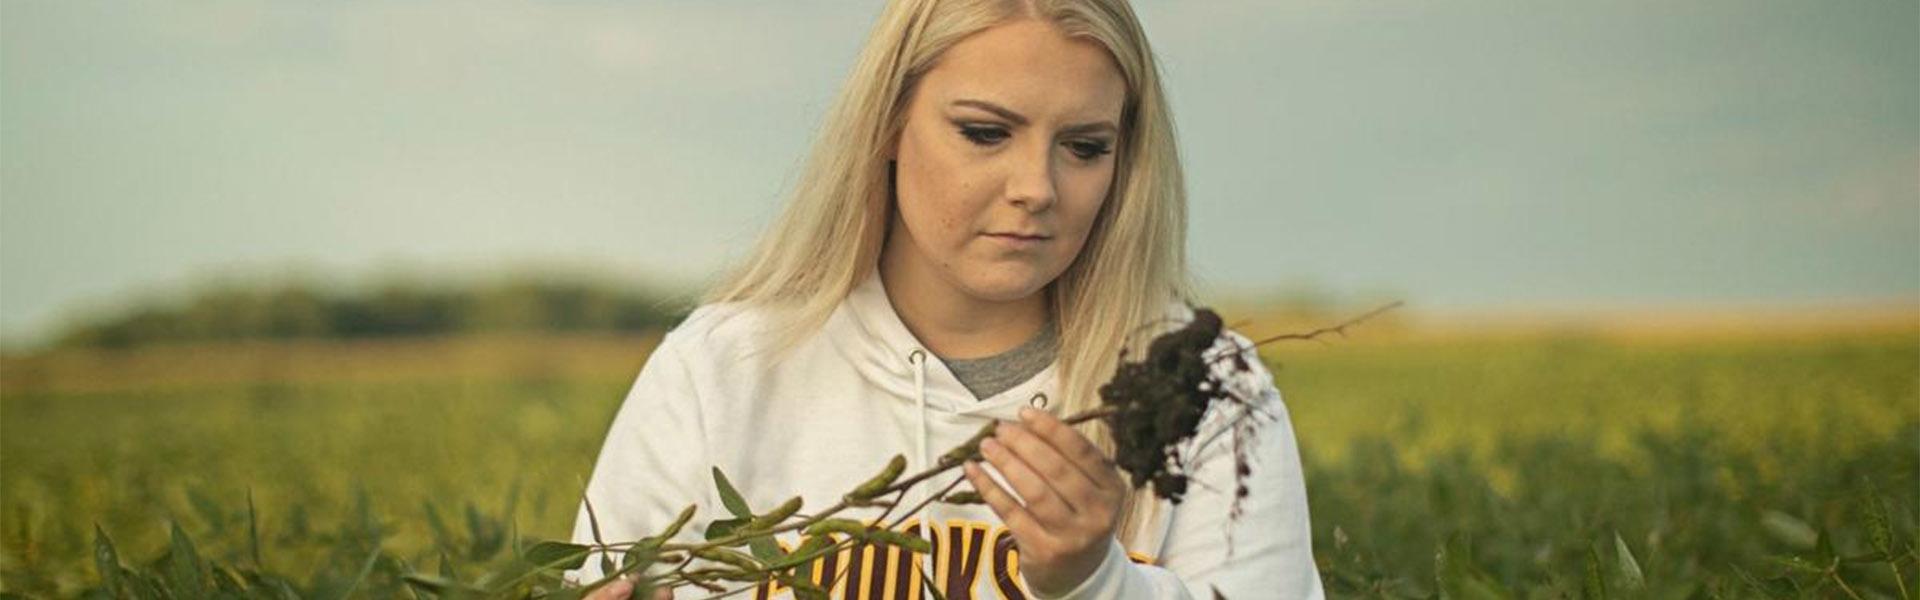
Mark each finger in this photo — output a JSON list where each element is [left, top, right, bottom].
[[980, 433, 1079, 523], [963, 459, 1054, 548], [655, 588, 673, 600], [1020, 407, 1122, 491], [994, 420, 1106, 511], [991, 423, 1124, 535], [591, 578, 632, 600]]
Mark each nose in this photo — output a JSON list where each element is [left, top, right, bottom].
[[1005, 138, 1058, 213]]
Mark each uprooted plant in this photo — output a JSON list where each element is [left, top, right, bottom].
[[413, 302, 1401, 600]]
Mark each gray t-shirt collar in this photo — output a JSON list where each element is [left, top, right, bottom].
[[935, 320, 1059, 401]]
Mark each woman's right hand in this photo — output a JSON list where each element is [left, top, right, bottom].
[[585, 578, 673, 600]]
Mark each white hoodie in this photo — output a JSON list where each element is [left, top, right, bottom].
[[566, 266, 1326, 599]]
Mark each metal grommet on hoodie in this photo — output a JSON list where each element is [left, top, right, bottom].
[[1029, 393, 1048, 409], [907, 349, 926, 365]]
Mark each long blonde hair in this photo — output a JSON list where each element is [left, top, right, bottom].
[[706, 0, 1192, 552]]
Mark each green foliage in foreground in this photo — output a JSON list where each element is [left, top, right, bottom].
[[53, 427, 1920, 599], [1310, 424, 1917, 598], [3, 332, 1916, 597]]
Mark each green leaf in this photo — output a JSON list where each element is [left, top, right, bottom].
[[713, 466, 752, 518], [748, 536, 786, 565], [780, 569, 832, 600], [187, 488, 229, 534], [1582, 542, 1606, 600], [1732, 567, 1792, 600], [123, 567, 169, 600], [465, 501, 503, 559], [165, 521, 209, 599], [209, 564, 246, 594], [329, 548, 381, 600], [911, 551, 947, 600], [511, 515, 523, 562], [1612, 532, 1645, 590], [707, 517, 751, 543], [403, 573, 489, 598], [1435, 535, 1512, 600], [424, 501, 457, 554], [354, 486, 383, 544], [92, 524, 122, 597], [1812, 529, 1836, 565], [1759, 510, 1817, 549], [486, 546, 596, 599], [1862, 482, 1894, 556], [247, 487, 264, 568], [238, 567, 302, 600], [768, 535, 835, 571], [793, 582, 832, 600], [525, 541, 591, 571], [503, 480, 523, 528]]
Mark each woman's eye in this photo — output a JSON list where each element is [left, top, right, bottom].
[[957, 124, 1112, 162], [958, 125, 1008, 145], [1068, 141, 1113, 161]]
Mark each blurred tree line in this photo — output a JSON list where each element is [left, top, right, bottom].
[[53, 277, 692, 349], [45, 275, 1381, 351]]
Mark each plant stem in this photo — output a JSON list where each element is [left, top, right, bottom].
[[1831, 569, 1865, 600], [1891, 556, 1911, 600], [850, 406, 1117, 513], [886, 475, 969, 531]]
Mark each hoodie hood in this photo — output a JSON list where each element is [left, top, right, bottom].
[[829, 264, 1060, 420]]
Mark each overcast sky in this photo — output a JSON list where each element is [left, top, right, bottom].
[[3, 0, 1915, 346]]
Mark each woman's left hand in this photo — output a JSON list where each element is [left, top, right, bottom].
[[962, 406, 1129, 597]]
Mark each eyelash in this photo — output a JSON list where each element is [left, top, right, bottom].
[[957, 125, 1113, 162]]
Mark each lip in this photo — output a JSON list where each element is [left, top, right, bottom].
[[984, 232, 1050, 249]]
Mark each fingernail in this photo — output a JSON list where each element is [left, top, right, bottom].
[[608, 579, 632, 596], [1018, 406, 1036, 420]]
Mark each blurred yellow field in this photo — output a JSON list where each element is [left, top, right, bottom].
[[2, 312, 1915, 596]]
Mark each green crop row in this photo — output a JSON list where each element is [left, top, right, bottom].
[[2, 331, 1913, 597]]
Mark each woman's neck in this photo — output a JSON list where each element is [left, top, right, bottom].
[[878, 243, 1050, 361]]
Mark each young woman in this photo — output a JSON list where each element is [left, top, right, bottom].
[[570, 1, 1323, 598]]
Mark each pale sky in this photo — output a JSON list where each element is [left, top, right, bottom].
[[3, 0, 1915, 347]]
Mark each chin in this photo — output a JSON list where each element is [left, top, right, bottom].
[[955, 264, 1055, 302]]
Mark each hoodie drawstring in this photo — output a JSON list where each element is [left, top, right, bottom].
[[905, 348, 937, 592]]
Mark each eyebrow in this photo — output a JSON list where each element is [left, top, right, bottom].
[[951, 99, 1118, 136]]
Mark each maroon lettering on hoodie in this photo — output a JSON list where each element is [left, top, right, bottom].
[[752, 519, 1152, 600]]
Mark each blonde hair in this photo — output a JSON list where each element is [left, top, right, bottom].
[[706, 0, 1192, 552]]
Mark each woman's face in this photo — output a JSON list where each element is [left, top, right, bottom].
[[886, 18, 1127, 304]]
